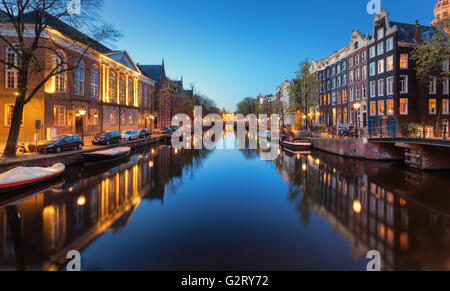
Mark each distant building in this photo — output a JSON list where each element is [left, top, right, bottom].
[[432, 0, 450, 33], [276, 80, 295, 127]]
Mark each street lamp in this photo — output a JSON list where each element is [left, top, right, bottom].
[[77, 108, 87, 141], [353, 103, 361, 137]]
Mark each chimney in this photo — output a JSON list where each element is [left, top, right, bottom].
[[414, 20, 422, 43]]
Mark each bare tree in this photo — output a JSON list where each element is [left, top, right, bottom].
[[0, 0, 120, 157]]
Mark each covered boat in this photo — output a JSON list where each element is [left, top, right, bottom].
[[82, 147, 131, 166], [0, 163, 65, 194], [281, 140, 312, 151]]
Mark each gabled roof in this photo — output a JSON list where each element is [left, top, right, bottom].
[[106, 51, 140, 72], [138, 65, 163, 83], [390, 21, 434, 43], [19, 11, 112, 54]]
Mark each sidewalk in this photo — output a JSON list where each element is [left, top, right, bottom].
[[0, 134, 167, 169]]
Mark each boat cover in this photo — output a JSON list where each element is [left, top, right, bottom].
[[0, 163, 65, 186], [85, 147, 131, 156]]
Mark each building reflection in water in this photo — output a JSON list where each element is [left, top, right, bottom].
[[0, 143, 213, 271], [273, 149, 450, 271]]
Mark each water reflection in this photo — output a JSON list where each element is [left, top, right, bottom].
[[273, 149, 450, 271], [1, 132, 449, 271], [0, 144, 213, 271]]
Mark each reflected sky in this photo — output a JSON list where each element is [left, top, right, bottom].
[[0, 133, 449, 271]]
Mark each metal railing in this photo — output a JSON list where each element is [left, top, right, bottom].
[[368, 124, 448, 140]]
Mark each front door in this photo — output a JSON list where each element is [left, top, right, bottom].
[[75, 116, 83, 135]]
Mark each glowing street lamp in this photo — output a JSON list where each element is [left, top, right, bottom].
[[77, 108, 87, 141]]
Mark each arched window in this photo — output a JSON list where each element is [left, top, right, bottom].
[[54, 51, 66, 92], [74, 60, 84, 96], [91, 65, 99, 98], [119, 75, 125, 104], [109, 72, 116, 103], [128, 78, 133, 105], [5, 47, 18, 89]]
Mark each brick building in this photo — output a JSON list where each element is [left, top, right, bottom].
[[0, 13, 157, 143]]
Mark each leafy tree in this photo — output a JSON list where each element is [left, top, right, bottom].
[[0, 0, 120, 157], [411, 19, 450, 124], [288, 60, 320, 128], [235, 97, 259, 116], [411, 20, 450, 84]]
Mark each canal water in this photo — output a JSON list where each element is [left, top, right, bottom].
[[0, 132, 449, 271]]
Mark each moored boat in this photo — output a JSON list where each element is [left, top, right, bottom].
[[82, 147, 131, 166], [0, 163, 65, 194], [281, 139, 312, 151]]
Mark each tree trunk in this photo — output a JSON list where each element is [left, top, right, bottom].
[[3, 96, 25, 158]]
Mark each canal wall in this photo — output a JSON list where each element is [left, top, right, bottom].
[[0, 135, 167, 172], [310, 138, 404, 161]]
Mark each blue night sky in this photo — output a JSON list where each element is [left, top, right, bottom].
[[101, 0, 436, 111]]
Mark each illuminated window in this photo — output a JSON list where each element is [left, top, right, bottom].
[[128, 112, 133, 124], [378, 59, 385, 74], [5, 104, 24, 126], [128, 78, 133, 105], [370, 101, 377, 115], [119, 75, 125, 104], [53, 105, 66, 126], [90, 108, 99, 125], [54, 52, 66, 92], [110, 110, 117, 125], [429, 99, 437, 115], [386, 55, 394, 71], [91, 65, 99, 98], [378, 100, 385, 115], [443, 99, 449, 115], [400, 98, 408, 115], [400, 54, 408, 69], [362, 66, 367, 80], [109, 72, 116, 103], [74, 60, 84, 96], [5, 47, 18, 89], [342, 89, 347, 103], [387, 99, 394, 115]]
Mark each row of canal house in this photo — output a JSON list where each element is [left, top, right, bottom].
[[310, 10, 449, 137], [0, 12, 186, 143]]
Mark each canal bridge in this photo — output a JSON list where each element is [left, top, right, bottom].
[[367, 133, 450, 170]]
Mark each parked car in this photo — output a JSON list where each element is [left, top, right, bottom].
[[38, 135, 83, 154], [162, 127, 172, 134], [122, 130, 140, 141], [92, 131, 122, 145], [139, 129, 152, 138]]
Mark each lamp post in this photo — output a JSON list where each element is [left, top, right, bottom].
[[76, 108, 87, 142], [353, 103, 361, 138]]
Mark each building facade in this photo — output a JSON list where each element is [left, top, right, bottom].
[[0, 14, 188, 144], [432, 0, 450, 33]]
